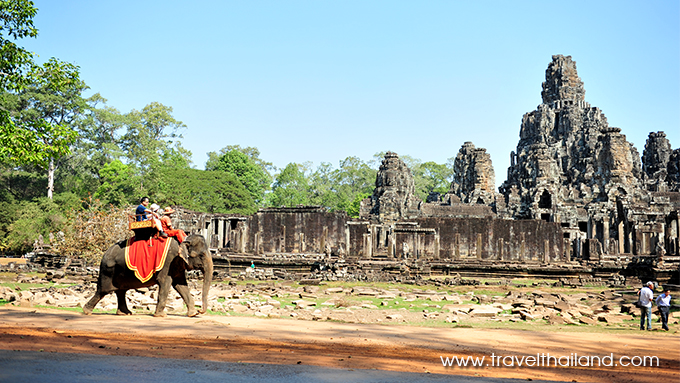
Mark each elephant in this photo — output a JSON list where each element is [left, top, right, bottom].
[[83, 234, 213, 317]]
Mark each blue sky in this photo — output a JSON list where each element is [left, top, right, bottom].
[[22, 1, 680, 186]]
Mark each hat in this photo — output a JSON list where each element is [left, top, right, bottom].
[[164, 207, 175, 215], [150, 203, 160, 212], [647, 281, 654, 287]]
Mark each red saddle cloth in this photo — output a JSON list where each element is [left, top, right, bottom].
[[124, 236, 172, 283]]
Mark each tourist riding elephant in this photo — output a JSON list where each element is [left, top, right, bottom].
[[83, 234, 213, 317]]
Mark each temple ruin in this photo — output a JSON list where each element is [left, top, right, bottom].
[[175, 55, 679, 284]]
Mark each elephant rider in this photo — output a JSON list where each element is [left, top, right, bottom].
[[135, 197, 167, 237], [160, 207, 187, 243]]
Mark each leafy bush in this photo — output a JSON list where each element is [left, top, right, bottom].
[[3, 197, 66, 254]]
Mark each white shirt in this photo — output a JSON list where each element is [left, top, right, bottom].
[[638, 287, 653, 308], [656, 293, 671, 307]]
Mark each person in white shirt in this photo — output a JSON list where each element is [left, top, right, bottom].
[[656, 289, 671, 331], [637, 281, 654, 330]]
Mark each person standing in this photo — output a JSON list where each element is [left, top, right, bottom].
[[656, 288, 672, 331], [637, 281, 655, 330]]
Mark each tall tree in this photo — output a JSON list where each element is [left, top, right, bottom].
[[160, 168, 256, 214], [1, 58, 87, 198], [415, 161, 453, 197], [309, 156, 375, 212], [206, 145, 275, 176], [209, 149, 271, 205], [58, 94, 127, 198], [93, 159, 136, 206], [268, 162, 311, 207], [0, 1, 87, 199], [121, 102, 189, 195]]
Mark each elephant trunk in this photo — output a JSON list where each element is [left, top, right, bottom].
[[199, 251, 213, 314]]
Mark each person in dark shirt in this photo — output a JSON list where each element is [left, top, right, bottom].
[[135, 197, 166, 236], [135, 197, 151, 221]]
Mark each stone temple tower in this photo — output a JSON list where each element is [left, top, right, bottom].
[[448, 141, 496, 205], [360, 152, 421, 221], [500, 55, 642, 221]]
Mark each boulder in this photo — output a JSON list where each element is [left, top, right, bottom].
[[579, 316, 597, 325], [292, 300, 316, 308], [469, 305, 502, 318]]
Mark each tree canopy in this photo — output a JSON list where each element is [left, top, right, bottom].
[[208, 148, 271, 206]]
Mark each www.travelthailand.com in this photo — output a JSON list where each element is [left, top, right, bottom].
[[440, 353, 658, 367]]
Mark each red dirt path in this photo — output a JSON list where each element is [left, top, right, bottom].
[[0, 306, 677, 382]]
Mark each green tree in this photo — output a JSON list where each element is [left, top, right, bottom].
[[0, 0, 37, 93], [93, 160, 136, 206], [0, 2, 87, 191], [4, 197, 65, 253], [332, 156, 375, 211], [268, 162, 311, 207], [1, 58, 87, 198], [121, 102, 189, 195], [346, 191, 371, 218], [416, 161, 453, 197], [309, 156, 375, 212], [159, 168, 256, 214], [206, 145, 275, 176], [210, 149, 271, 205], [59, 94, 127, 197]]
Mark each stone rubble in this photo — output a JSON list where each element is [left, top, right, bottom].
[[1, 273, 677, 330]]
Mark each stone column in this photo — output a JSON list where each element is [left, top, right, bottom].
[[254, 232, 260, 255], [281, 225, 286, 253], [217, 219, 225, 248], [389, 225, 396, 258], [603, 219, 609, 254], [454, 233, 460, 260], [299, 232, 305, 253], [673, 215, 679, 255], [618, 221, 625, 254], [476, 234, 483, 260]]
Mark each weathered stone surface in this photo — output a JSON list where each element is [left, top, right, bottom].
[[643, 131, 673, 191], [292, 300, 316, 308], [497, 54, 679, 262], [541, 55, 585, 105], [447, 142, 497, 205], [469, 305, 502, 317], [668, 149, 680, 191], [360, 151, 421, 221], [579, 316, 597, 325]]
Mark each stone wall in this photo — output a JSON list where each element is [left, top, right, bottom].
[[177, 207, 565, 266]]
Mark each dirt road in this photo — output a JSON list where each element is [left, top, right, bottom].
[[0, 306, 677, 382]]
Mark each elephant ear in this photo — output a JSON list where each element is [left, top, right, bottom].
[[179, 242, 190, 264]]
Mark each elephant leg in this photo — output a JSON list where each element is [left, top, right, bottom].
[[172, 278, 197, 317], [83, 290, 107, 315], [153, 276, 172, 317], [115, 290, 132, 315]]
